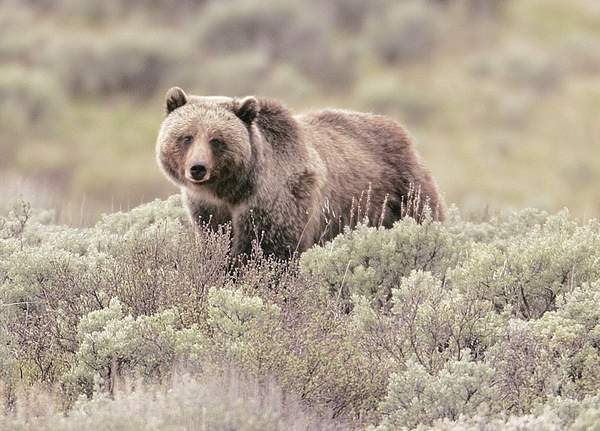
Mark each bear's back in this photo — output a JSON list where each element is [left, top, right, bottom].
[[296, 109, 416, 182], [293, 108, 444, 223], [297, 109, 413, 157]]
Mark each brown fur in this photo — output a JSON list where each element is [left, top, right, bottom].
[[156, 87, 445, 259]]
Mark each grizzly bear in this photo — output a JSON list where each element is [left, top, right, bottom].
[[156, 87, 444, 259]]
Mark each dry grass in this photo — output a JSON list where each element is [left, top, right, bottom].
[[1, 367, 345, 431]]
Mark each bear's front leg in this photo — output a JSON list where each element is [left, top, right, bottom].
[[182, 190, 231, 232], [232, 207, 301, 260]]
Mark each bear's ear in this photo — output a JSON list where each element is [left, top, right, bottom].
[[235, 96, 259, 125], [165, 87, 188, 114]]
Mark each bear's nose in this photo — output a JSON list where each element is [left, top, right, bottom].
[[189, 164, 207, 181]]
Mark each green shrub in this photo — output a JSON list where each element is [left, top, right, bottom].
[[3, 197, 600, 429], [304, 205, 600, 427], [410, 396, 600, 431], [205, 286, 281, 366], [66, 299, 205, 396], [571, 405, 600, 431], [301, 217, 468, 309], [0, 196, 222, 390], [376, 357, 496, 429], [450, 211, 600, 320]]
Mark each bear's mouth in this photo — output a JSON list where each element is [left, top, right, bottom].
[[185, 174, 212, 185]]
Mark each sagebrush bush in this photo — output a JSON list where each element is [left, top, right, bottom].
[[301, 216, 467, 309], [66, 299, 205, 397], [2, 196, 600, 429]]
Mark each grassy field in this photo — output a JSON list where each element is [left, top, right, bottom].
[[1, 0, 600, 220]]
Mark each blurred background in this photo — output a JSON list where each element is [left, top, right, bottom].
[[0, 0, 599, 224]]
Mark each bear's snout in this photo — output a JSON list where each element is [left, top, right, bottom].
[[188, 164, 209, 182]]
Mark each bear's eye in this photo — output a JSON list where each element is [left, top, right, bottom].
[[209, 138, 224, 151], [181, 135, 194, 145]]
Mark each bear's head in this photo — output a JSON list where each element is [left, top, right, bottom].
[[156, 86, 259, 200]]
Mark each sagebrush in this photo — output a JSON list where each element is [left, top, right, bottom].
[[1, 196, 600, 429]]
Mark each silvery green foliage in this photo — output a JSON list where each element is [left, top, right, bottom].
[[571, 405, 600, 431], [350, 270, 504, 375], [409, 396, 600, 431], [68, 298, 205, 394], [301, 217, 468, 308], [0, 196, 187, 305], [486, 281, 600, 409], [93, 194, 187, 239], [376, 357, 495, 430], [3, 196, 600, 429], [305, 209, 600, 428], [0, 195, 212, 388], [207, 287, 280, 360], [303, 208, 600, 314], [451, 210, 600, 320]]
